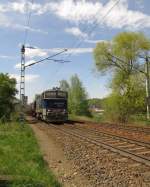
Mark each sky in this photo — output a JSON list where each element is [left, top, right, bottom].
[[0, 0, 150, 102]]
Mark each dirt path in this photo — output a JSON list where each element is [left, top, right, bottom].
[[30, 122, 91, 187]]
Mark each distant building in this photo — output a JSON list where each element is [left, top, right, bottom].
[[89, 105, 104, 114]]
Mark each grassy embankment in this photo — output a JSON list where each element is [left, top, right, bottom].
[[70, 113, 150, 127], [69, 113, 103, 123], [0, 121, 61, 187]]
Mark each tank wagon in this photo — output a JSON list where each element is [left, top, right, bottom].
[[33, 88, 68, 122]]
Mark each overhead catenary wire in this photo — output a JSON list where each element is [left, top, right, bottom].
[[25, 58, 70, 67], [22, 0, 68, 65], [22, 1, 69, 68], [25, 49, 69, 68], [23, 0, 34, 46], [20, 0, 69, 105], [51, 0, 121, 81], [64, 0, 121, 60]]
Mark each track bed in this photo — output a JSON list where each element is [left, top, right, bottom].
[[29, 117, 150, 187]]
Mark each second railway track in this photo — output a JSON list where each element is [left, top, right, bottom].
[[74, 120, 150, 135], [45, 122, 150, 167]]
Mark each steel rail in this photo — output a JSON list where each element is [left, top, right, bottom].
[[104, 125, 150, 134], [68, 125, 150, 148], [73, 120, 150, 134], [47, 123, 150, 167]]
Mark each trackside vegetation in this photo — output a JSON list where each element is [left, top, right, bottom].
[[0, 73, 18, 121], [60, 74, 90, 116], [94, 32, 150, 123], [59, 32, 150, 125], [0, 122, 61, 187], [0, 74, 61, 186]]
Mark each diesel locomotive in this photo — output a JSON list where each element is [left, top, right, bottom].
[[32, 88, 68, 122]]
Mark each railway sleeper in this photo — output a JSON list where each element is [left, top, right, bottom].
[[49, 125, 150, 167], [137, 150, 150, 155], [117, 144, 136, 148], [128, 147, 145, 151]]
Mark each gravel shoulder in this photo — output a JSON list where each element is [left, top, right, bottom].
[[30, 122, 92, 187], [74, 121, 150, 143], [29, 118, 150, 187]]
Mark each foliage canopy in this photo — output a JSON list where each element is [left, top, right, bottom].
[[60, 74, 89, 116], [94, 32, 150, 74], [94, 32, 150, 122], [0, 73, 18, 120]]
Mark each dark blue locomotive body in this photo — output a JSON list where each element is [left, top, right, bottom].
[[34, 88, 68, 122]]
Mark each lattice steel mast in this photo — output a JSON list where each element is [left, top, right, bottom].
[[20, 45, 25, 105]]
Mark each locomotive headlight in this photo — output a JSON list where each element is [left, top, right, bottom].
[[47, 109, 52, 112]]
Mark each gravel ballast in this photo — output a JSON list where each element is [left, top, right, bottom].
[[30, 119, 150, 187]]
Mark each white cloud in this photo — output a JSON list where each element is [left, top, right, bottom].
[[19, 46, 93, 59], [25, 48, 48, 58], [44, 0, 102, 24], [0, 17, 47, 34], [11, 24, 47, 34], [0, 0, 150, 32], [0, 1, 37, 14], [37, 47, 93, 55], [14, 46, 93, 69], [65, 48, 93, 54], [46, 47, 93, 54], [14, 60, 36, 69], [0, 2, 47, 34], [85, 39, 107, 44], [65, 27, 87, 38], [101, 0, 150, 30], [14, 63, 21, 69], [10, 74, 40, 83], [39, 0, 150, 30], [0, 54, 14, 59]]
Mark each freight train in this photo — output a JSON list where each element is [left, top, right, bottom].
[[32, 88, 68, 122]]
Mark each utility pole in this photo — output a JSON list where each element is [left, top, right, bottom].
[[20, 45, 25, 105], [108, 52, 150, 120], [19, 47, 68, 106], [145, 56, 150, 120]]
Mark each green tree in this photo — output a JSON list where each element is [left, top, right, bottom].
[[104, 73, 146, 122], [0, 73, 18, 120], [94, 32, 150, 74], [60, 75, 89, 116], [94, 32, 150, 122], [59, 80, 70, 92]]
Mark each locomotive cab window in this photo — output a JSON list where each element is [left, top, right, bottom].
[[44, 99, 67, 109]]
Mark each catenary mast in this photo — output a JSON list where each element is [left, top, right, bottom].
[[20, 45, 26, 105]]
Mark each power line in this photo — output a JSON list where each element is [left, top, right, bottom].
[[65, 0, 121, 59], [20, 0, 34, 105], [51, 0, 121, 80], [24, 0, 34, 45], [25, 58, 70, 67], [25, 49, 69, 68]]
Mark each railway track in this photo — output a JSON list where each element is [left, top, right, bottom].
[[47, 123, 150, 167], [116, 125, 150, 134], [70, 125, 150, 147], [101, 124, 150, 135], [74, 120, 150, 135]]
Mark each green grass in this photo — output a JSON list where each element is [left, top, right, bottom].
[[129, 114, 150, 127], [0, 122, 61, 187], [69, 113, 104, 123], [70, 113, 150, 127]]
